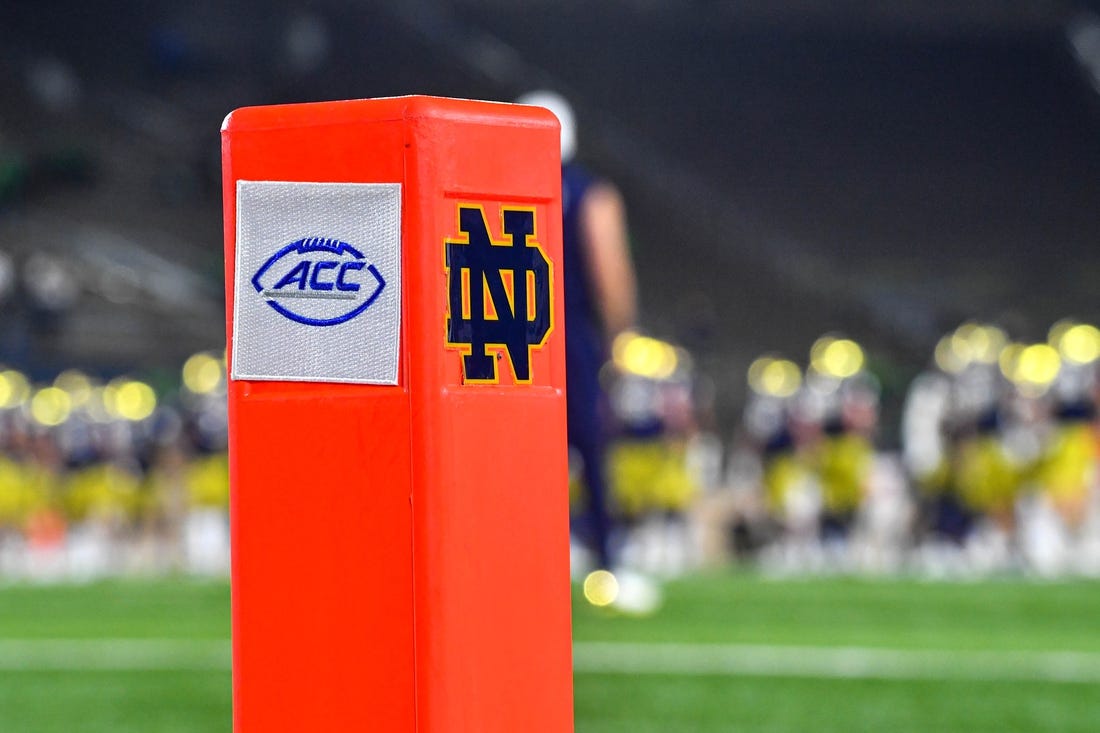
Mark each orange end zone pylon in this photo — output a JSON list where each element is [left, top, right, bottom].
[[221, 96, 572, 732]]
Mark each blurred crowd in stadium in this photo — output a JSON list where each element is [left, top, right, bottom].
[[574, 321, 1100, 582], [0, 353, 228, 582], [5, 319, 1100, 583]]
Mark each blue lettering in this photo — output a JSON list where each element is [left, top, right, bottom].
[[337, 261, 366, 292], [274, 260, 310, 290], [309, 260, 338, 291]]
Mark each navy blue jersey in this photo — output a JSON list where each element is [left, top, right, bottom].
[[562, 161, 604, 397], [561, 160, 614, 567]]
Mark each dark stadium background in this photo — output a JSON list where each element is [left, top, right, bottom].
[[4, 0, 1100, 438]]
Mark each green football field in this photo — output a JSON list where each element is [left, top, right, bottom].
[[1, 575, 1098, 732]]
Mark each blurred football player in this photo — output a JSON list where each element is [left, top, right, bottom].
[[815, 374, 876, 540], [607, 344, 700, 577], [516, 91, 638, 575], [1021, 359, 1100, 575]]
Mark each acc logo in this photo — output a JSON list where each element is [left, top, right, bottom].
[[251, 237, 385, 327], [445, 204, 553, 384]]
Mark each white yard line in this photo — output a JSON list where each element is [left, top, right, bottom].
[[2, 639, 1099, 682], [0, 640, 231, 671], [572, 642, 1100, 683]]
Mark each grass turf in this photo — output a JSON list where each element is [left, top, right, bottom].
[[1, 575, 1098, 731], [574, 675, 1098, 733]]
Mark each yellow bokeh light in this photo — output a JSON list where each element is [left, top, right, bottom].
[[102, 380, 122, 418], [583, 570, 619, 607], [30, 387, 72, 427], [0, 370, 31, 409], [53, 369, 94, 407], [1011, 344, 1061, 388], [104, 379, 157, 421], [937, 323, 1005, 372], [1048, 319, 1076, 350], [183, 352, 225, 394], [1057, 323, 1100, 364], [747, 357, 801, 398], [612, 332, 678, 380], [999, 342, 1025, 381], [115, 381, 157, 421], [811, 336, 864, 378], [810, 335, 835, 366], [611, 330, 636, 363], [950, 322, 978, 365], [967, 325, 1006, 364], [935, 335, 966, 374]]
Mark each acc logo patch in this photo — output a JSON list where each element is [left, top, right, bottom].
[[251, 237, 386, 327], [445, 204, 553, 384]]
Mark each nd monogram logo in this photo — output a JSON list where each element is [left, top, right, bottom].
[[445, 204, 553, 384]]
